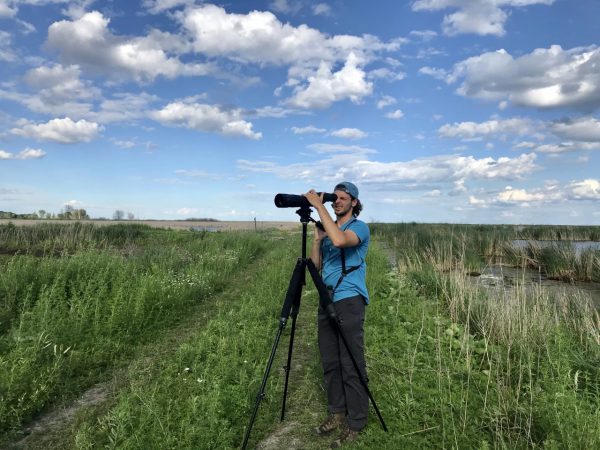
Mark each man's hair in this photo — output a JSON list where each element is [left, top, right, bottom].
[[353, 199, 363, 217]]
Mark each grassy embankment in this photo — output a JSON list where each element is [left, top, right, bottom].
[[1, 222, 599, 448]]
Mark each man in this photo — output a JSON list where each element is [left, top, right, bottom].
[[304, 181, 370, 449]]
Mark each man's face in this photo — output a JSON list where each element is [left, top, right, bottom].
[[333, 190, 356, 218]]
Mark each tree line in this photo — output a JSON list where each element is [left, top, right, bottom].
[[0, 206, 136, 221]]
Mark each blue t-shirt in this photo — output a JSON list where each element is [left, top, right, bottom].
[[320, 217, 370, 304]]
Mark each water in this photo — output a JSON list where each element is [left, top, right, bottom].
[[512, 239, 600, 255], [468, 264, 600, 309]]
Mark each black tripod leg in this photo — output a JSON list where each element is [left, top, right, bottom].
[[242, 259, 305, 449], [242, 322, 286, 450], [281, 259, 305, 421], [306, 259, 388, 432]]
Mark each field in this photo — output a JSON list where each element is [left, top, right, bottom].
[[0, 219, 299, 232], [0, 222, 599, 449]]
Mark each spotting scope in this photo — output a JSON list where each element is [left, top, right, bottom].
[[274, 192, 337, 208]]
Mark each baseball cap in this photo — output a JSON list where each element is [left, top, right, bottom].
[[334, 181, 359, 199]]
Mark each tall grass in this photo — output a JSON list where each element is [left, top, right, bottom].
[[0, 224, 270, 433], [374, 224, 600, 448], [372, 222, 600, 282], [505, 241, 600, 282]]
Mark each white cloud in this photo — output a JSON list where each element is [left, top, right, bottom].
[[409, 29, 438, 41], [47, 11, 214, 82], [377, 95, 396, 109], [484, 179, 600, 206], [330, 128, 368, 139], [0, 147, 46, 160], [143, 0, 194, 14], [288, 53, 373, 109], [412, 0, 555, 36], [431, 46, 600, 111], [497, 188, 548, 203], [269, 0, 302, 15], [292, 126, 327, 134], [468, 195, 487, 206], [439, 117, 535, 140], [0, 0, 16, 17], [11, 117, 102, 144], [385, 109, 404, 119], [418, 66, 448, 81], [368, 67, 406, 82], [176, 207, 199, 215], [0, 30, 16, 61], [23, 64, 101, 115], [239, 148, 538, 189], [152, 101, 262, 139], [312, 3, 332, 16], [550, 117, 600, 142], [178, 5, 401, 108], [568, 179, 600, 200]]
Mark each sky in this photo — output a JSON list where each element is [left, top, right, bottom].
[[0, 0, 599, 224]]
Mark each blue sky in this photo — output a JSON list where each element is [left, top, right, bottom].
[[1, 0, 599, 224]]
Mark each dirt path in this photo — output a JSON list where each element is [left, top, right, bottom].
[[7, 250, 280, 449]]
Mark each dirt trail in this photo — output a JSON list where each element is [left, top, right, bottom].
[[6, 252, 276, 449]]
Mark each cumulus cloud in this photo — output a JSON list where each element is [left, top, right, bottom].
[[468, 179, 600, 208], [151, 101, 262, 139], [385, 109, 404, 119], [238, 145, 538, 190], [550, 117, 600, 142], [0, 0, 16, 17], [178, 5, 401, 108], [412, 0, 555, 36], [11, 117, 102, 144], [288, 53, 373, 109], [0, 147, 46, 160], [425, 45, 600, 111], [439, 117, 535, 140], [568, 179, 600, 200], [46, 11, 214, 82], [22, 63, 101, 115], [330, 127, 368, 139]]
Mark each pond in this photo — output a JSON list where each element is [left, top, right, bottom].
[[512, 239, 600, 254], [468, 264, 600, 309]]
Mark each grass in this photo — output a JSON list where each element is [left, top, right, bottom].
[[0, 225, 271, 436], [1, 222, 599, 449]]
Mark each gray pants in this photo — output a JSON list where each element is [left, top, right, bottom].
[[317, 295, 368, 431]]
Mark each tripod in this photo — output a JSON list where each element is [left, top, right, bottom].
[[241, 206, 387, 449]]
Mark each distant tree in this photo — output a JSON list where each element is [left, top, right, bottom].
[[38, 209, 46, 219], [113, 210, 125, 220], [127, 212, 135, 220]]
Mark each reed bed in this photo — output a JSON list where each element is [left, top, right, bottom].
[[375, 223, 600, 448]]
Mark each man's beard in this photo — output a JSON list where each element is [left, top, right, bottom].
[[334, 204, 352, 217]]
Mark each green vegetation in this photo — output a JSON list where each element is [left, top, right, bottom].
[[371, 222, 600, 282], [0, 224, 269, 436], [1, 223, 598, 449], [375, 223, 600, 449]]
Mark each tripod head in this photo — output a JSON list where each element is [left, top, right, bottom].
[[295, 206, 313, 224]]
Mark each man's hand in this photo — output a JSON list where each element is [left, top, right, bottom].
[[303, 189, 324, 208]]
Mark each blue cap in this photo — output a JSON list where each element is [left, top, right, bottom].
[[334, 181, 359, 199]]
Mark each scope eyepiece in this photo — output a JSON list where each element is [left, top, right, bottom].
[[274, 192, 337, 208]]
